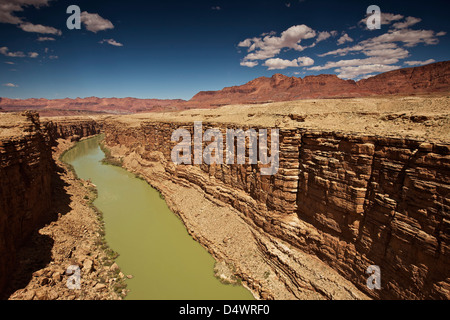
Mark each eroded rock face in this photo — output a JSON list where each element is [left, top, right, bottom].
[[358, 61, 450, 95], [103, 119, 449, 299], [0, 112, 53, 293], [188, 61, 450, 107], [0, 113, 102, 295]]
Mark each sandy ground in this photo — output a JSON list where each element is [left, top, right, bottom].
[[103, 95, 449, 143]]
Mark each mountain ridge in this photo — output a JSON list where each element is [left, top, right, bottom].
[[1, 61, 449, 115]]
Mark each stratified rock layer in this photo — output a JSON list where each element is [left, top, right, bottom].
[[189, 61, 450, 107], [0, 113, 101, 294], [103, 119, 449, 299]]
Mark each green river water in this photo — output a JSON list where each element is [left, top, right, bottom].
[[61, 135, 254, 300]]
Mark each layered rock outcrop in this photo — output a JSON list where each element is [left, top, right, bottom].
[[189, 61, 450, 107], [103, 119, 449, 299], [0, 112, 53, 293], [0, 112, 102, 294]]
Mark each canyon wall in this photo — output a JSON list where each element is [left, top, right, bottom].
[[103, 119, 449, 299], [0, 112, 101, 295]]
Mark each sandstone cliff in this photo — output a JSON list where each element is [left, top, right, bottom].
[[102, 115, 449, 299], [0, 112, 102, 295], [189, 61, 450, 107]]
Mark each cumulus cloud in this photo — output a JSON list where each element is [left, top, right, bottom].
[[81, 11, 114, 33], [2, 83, 18, 87], [263, 58, 299, 70], [297, 56, 314, 66], [4, 61, 15, 65], [263, 56, 314, 70], [0, 46, 26, 57], [312, 19, 443, 79], [404, 59, 436, 66], [0, 46, 40, 59], [335, 64, 401, 79], [316, 31, 332, 43], [240, 60, 258, 68], [337, 33, 353, 45], [238, 24, 316, 63], [99, 38, 123, 47], [238, 11, 442, 78], [0, 0, 51, 24], [37, 36, 55, 41], [19, 22, 61, 35], [392, 16, 422, 29], [359, 12, 404, 29], [0, 0, 62, 35]]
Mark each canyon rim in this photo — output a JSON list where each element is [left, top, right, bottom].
[[0, 0, 449, 304]]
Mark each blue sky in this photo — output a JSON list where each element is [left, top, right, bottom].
[[0, 0, 449, 100]]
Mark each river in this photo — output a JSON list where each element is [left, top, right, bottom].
[[61, 134, 253, 300]]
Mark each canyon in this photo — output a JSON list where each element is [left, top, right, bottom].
[[0, 61, 449, 116], [1, 93, 448, 300]]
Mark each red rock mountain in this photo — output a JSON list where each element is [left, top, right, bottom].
[[188, 61, 450, 107], [0, 97, 187, 116], [1, 61, 449, 115]]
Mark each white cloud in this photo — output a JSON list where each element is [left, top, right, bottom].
[[237, 12, 443, 79], [0, 46, 26, 58], [19, 22, 62, 35], [404, 59, 436, 66], [99, 38, 123, 47], [2, 83, 18, 87], [313, 24, 442, 79], [309, 56, 403, 72], [264, 58, 299, 70], [263, 56, 314, 70], [211, 6, 221, 10], [0, 1, 62, 35], [392, 16, 421, 29], [336, 64, 401, 79], [1, 47, 42, 59], [337, 33, 353, 45], [4, 61, 15, 65], [37, 36, 55, 41], [48, 55, 58, 59], [0, 0, 51, 24], [316, 31, 331, 43], [370, 29, 440, 47], [81, 11, 114, 33], [359, 12, 404, 28], [297, 56, 314, 66], [240, 60, 258, 68], [238, 24, 316, 62]]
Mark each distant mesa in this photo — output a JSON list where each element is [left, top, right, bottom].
[[1, 61, 449, 116], [188, 60, 450, 107]]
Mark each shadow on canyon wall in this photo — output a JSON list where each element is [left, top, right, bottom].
[[0, 163, 72, 299]]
